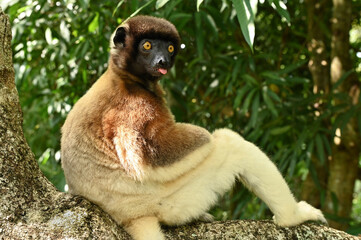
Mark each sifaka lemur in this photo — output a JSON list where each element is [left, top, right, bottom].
[[61, 15, 327, 240]]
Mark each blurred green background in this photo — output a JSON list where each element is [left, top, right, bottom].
[[2, 0, 361, 235]]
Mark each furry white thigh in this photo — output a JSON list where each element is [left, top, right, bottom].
[[156, 130, 247, 225], [156, 129, 263, 225], [157, 128, 326, 227]]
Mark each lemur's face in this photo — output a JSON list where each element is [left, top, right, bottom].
[[133, 39, 175, 78], [110, 16, 180, 81]]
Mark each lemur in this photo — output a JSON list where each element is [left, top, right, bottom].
[[61, 15, 326, 240]]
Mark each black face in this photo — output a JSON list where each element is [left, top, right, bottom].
[[130, 39, 175, 80]]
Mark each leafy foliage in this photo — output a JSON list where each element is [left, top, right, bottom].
[[4, 0, 360, 234]]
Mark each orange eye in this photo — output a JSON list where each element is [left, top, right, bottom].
[[168, 45, 174, 53], [143, 41, 152, 50]]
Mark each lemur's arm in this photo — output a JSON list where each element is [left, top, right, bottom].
[[144, 122, 214, 182], [114, 119, 214, 182]]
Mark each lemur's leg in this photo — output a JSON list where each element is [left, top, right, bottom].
[[157, 128, 326, 227], [124, 216, 164, 240], [213, 129, 327, 226]]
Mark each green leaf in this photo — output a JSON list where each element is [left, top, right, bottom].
[[270, 126, 291, 135], [278, 59, 307, 74], [358, 111, 361, 136], [334, 108, 355, 132], [232, 60, 242, 82], [231, 0, 258, 51], [127, 0, 156, 19], [262, 86, 278, 117], [268, 0, 290, 23], [321, 133, 332, 157], [309, 161, 322, 190], [242, 74, 258, 86], [267, 88, 281, 102], [195, 12, 204, 58], [17, 6, 31, 14], [60, 21, 70, 42], [88, 13, 99, 33], [78, 0, 88, 9], [288, 151, 297, 177], [45, 28, 52, 45], [330, 192, 339, 214], [113, 0, 125, 16], [205, 14, 218, 38], [261, 71, 282, 81], [161, 0, 183, 19], [242, 88, 257, 113], [79, 41, 90, 59], [233, 85, 251, 109], [197, 0, 204, 11], [332, 69, 354, 90], [82, 69, 88, 84], [225, 75, 233, 96], [285, 76, 310, 85], [39, 148, 51, 165], [315, 134, 325, 164], [306, 141, 314, 166], [156, 0, 169, 9], [249, 93, 260, 127]]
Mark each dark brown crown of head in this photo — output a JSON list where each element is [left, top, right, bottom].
[[126, 15, 180, 54]]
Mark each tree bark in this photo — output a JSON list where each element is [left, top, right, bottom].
[[325, 0, 361, 230], [302, 0, 332, 209], [303, 0, 360, 231], [305, 0, 332, 95], [0, 7, 125, 239], [0, 7, 359, 240]]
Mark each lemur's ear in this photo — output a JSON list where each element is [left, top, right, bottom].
[[113, 27, 127, 46]]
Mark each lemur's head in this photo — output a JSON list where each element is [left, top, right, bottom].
[[110, 15, 180, 81]]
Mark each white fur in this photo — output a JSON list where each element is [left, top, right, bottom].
[[64, 128, 326, 240], [124, 217, 164, 240]]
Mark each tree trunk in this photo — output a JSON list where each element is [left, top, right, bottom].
[[305, 0, 332, 95], [303, 0, 360, 231], [325, 0, 360, 230], [0, 7, 359, 240], [302, 0, 331, 209]]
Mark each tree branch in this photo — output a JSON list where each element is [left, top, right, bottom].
[[163, 220, 359, 239]]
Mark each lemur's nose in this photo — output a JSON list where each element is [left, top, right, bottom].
[[157, 58, 166, 67]]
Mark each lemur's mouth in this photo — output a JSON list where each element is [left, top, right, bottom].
[[157, 68, 167, 75]]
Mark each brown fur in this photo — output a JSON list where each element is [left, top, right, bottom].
[[61, 16, 210, 180]]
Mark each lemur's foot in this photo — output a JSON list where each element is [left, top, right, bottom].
[[197, 213, 214, 223], [273, 201, 327, 227]]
